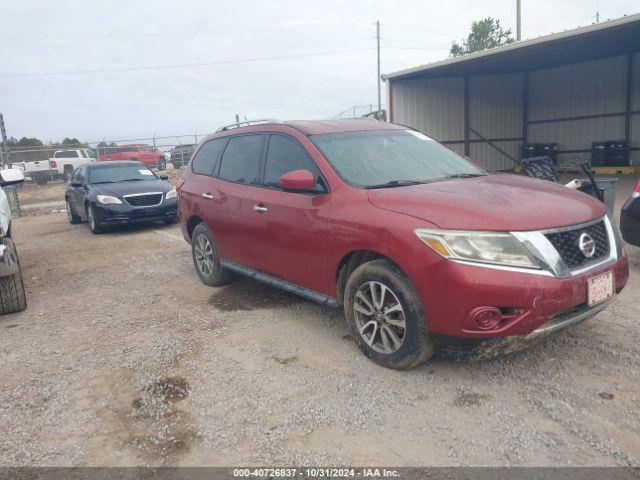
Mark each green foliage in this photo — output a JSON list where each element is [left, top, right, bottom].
[[450, 17, 514, 57]]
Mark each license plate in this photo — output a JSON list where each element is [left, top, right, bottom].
[[587, 271, 614, 306]]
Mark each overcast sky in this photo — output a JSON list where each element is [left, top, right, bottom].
[[0, 0, 637, 145]]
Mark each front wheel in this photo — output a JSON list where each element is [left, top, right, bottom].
[[157, 158, 167, 171], [66, 197, 81, 224], [86, 204, 103, 234], [0, 239, 27, 314], [191, 223, 234, 286], [344, 259, 433, 369]]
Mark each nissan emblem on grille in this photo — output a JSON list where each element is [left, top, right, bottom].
[[578, 232, 596, 258]]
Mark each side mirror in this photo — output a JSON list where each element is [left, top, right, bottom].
[[279, 169, 317, 192], [0, 168, 25, 187], [69, 180, 83, 187], [159, 175, 169, 180]]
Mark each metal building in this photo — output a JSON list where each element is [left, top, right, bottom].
[[382, 14, 640, 171]]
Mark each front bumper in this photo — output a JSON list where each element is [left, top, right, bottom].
[[621, 195, 640, 247], [93, 199, 178, 225], [433, 298, 614, 358]]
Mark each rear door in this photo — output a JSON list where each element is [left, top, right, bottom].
[[178, 137, 228, 230], [211, 134, 267, 268], [251, 134, 330, 293]]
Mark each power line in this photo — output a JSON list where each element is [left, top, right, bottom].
[[0, 47, 375, 78]]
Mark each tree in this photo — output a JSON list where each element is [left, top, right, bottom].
[[450, 17, 514, 57]]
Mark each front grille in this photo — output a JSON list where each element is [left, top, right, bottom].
[[124, 194, 163, 207], [544, 220, 609, 269]]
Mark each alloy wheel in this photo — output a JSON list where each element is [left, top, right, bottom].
[[194, 234, 215, 277], [87, 206, 95, 230], [353, 281, 406, 354]]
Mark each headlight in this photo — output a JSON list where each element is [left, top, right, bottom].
[[96, 195, 122, 205], [415, 229, 539, 269], [165, 188, 177, 200]]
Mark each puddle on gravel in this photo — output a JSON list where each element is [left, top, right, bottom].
[[210, 279, 305, 311], [453, 392, 491, 407]]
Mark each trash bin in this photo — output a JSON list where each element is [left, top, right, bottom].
[[579, 177, 618, 214]]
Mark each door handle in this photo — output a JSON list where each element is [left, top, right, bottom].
[[253, 205, 269, 213], [201, 193, 214, 199]]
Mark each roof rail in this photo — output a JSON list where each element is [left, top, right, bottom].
[[216, 118, 281, 132]]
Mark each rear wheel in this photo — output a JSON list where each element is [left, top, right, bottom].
[[86, 204, 103, 234], [0, 239, 27, 315], [344, 259, 433, 369], [191, 223, 234, 286], [66, 197, 81, 224]]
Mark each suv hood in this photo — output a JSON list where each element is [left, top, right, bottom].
[[367, 173, 607, 231]]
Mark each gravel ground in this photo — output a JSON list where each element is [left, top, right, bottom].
[[0, 176, 638, 467]]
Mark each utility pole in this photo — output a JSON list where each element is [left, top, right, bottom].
[[516, 0, 522, 41], [595, 11, 600, 23], [376, 20, 381, 114]]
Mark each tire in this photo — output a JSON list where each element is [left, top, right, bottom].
[[0, 238, 27, 315], [165, 215, 178, 224], [157, 158, 167, 171], [172, 157, 183, 169], [66, 197, 81, 224], [32, 173, 49, 185], [344, 259, 434, 370], [86, 204, 103, 234], [191, 223, 234, 286]]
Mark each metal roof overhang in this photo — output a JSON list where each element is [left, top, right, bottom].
[[382, 14, 640, 81]]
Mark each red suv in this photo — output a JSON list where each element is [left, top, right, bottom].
[[177, 119, 628, 369], [102, 144, 167, 170]]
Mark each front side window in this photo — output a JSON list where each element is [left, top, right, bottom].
[[218, 135, 264, 185], [263, 135, 321, 189], [74, 166, 86, 183], [192, 138, 227, 176], [310, 130, 485, 188]]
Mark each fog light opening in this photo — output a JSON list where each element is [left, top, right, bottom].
[[471, 307, 502, 331]]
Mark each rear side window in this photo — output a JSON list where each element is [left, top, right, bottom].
[[263, 135, 321, 188], [192, 138, 227, 176], [218, 135, 264, 185]]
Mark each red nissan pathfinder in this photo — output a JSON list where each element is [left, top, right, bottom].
[[177, 119, 628, 369]]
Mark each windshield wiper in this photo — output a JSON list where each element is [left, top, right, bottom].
[[442, 173, 484, 179], [90, 181, 115, 184], [365, 180, 425, 189], [121, 178, 145, 182]]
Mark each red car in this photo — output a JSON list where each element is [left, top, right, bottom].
[[177, 119, 628, 369], [102, 144, 167, 170]]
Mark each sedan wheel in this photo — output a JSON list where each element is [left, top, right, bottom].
[[194, 234, 215, 277], [353, 281, 406, 354]]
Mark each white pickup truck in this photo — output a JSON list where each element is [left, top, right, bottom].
[[18, 148, 97, 185], [0, 168, 27, 314]]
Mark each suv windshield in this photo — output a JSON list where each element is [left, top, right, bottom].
[[310, 129, 485, 188], [89, 164, 157, 184]]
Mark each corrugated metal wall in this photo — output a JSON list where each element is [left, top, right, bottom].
[[469, 73, 522, 171], [528, 55, 628, 164], [631, 52, 640, 166], [391, 77, 465, 141], [390, 51, 639, 170]]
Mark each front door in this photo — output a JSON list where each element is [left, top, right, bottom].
[[251, 134, 330, 294]]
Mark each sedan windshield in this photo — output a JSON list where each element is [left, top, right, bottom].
[[89, 164, 157, 184], [310, 130, 485, 188]]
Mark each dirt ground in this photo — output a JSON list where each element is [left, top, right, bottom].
[[0, 175, 639, 467]]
